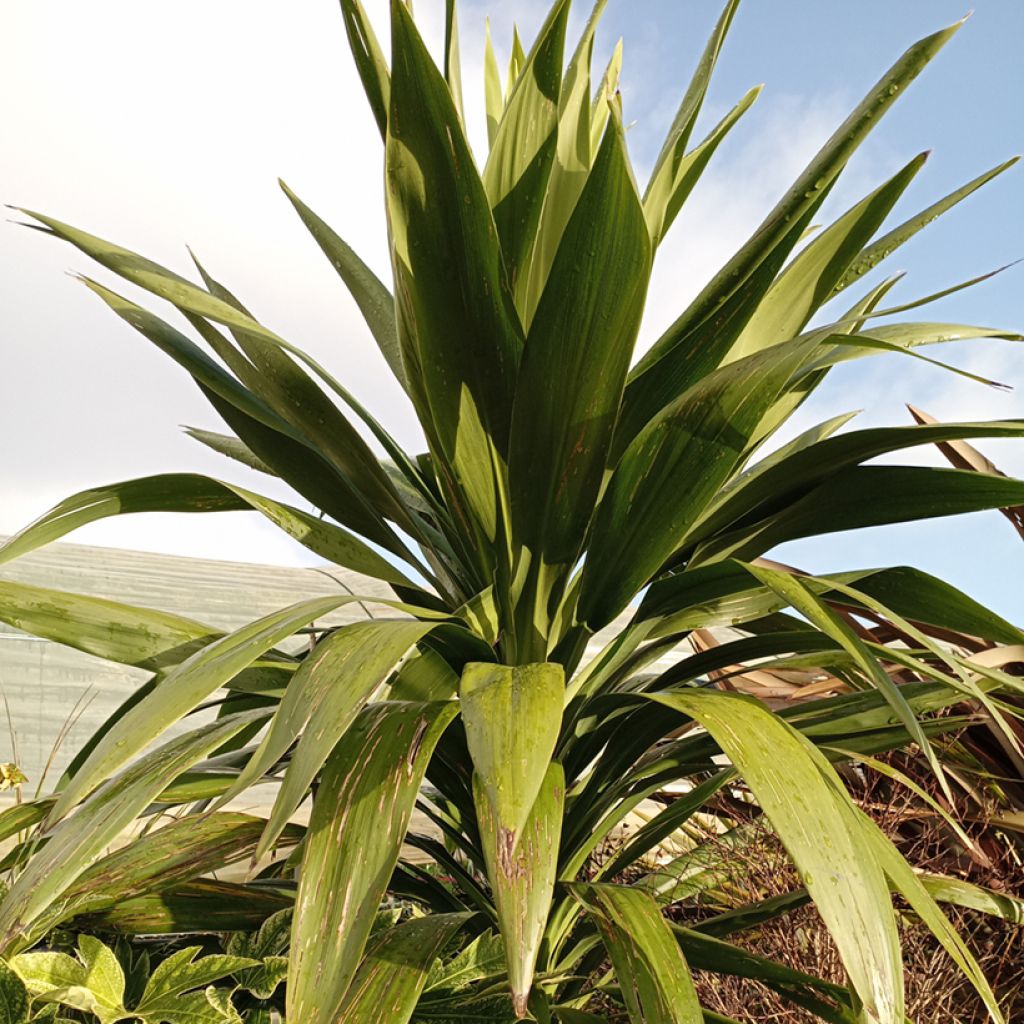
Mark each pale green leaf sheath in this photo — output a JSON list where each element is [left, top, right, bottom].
[[477, 762, 565, 1017], [461, 663, 564, 1014], [460, 662, 564, 841]]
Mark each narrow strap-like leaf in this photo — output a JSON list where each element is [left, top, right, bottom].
[[0, 579, 219, 673], [517, 0, 609, 324], [339, 0, 391, 138], [0, 472, 419, 585], [287, 700, 457, 1024], [673, 927, 856, 1023], [830, 155, 1021, 297], [0, 712, 266, 954], [506, 25, 526, 98], [45, 597, 352, 822], [279, 180, 405, 393], [580, 336, 817, 629], [24, 813, 292, 942], [74, 880, 291, 936], [81, 276, 407, 552], [644, 84, 761, 249], [336, 913, 470, 1023], [726, 151, 929, 362], [484, 18, 503, 147], [693, 464, 1024, 565], [482, 0, 570, 297], [743, 563, 951, 800], [189, 256, 415, 536], [387, 0, 523, 553], [643, 0, 742, 247], [689, 418, 1024, 551], [249, 620, 440, 860], [183, 426, 275, 476], [567, 883, 703, 1024], [624, 18, 964, 446], [857, 809, 1005, 1023], [443, 0, 464, 122], [644, 690, 903, 1024], [508, 108, 650, 647], [918, 874, 1024, 925], [645, 0, 741, 200]]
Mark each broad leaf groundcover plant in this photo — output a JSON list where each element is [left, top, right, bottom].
[[1, 1, 1022, 1022]]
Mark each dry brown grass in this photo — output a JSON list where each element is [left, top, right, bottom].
[[592, 741, 1023, 1023], [684, 754, 1023, 1024]]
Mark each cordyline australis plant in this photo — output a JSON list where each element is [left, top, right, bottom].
[[1, 1, 1023, 1022]]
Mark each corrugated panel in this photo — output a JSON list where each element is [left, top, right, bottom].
[[0, 539, 399, 791]]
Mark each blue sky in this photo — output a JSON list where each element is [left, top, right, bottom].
[[1, 0, 1021, 618]]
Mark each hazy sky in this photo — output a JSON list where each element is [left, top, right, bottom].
[[2, 1, 1022, 618]]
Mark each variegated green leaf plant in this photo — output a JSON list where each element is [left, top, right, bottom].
[[1, 2, 1022, 1022]]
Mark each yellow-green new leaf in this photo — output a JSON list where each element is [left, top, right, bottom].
[[645, 690, 903, 1024], [476, 762, 564, 1018], [507, 25, 527, 98], [460, 661, 564, 842], [568, 883, 702, 1024], [484, 18, 503, 147], [643, 0, 742, 247], [287, 700, 457, 1024], [590, 40, 622, 154], [644, 83, 761, 249], [518, 0, 608, 323], [444, 0, 464, 122], [509, 109, 650, 577], [483, 0, 570, 296]]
